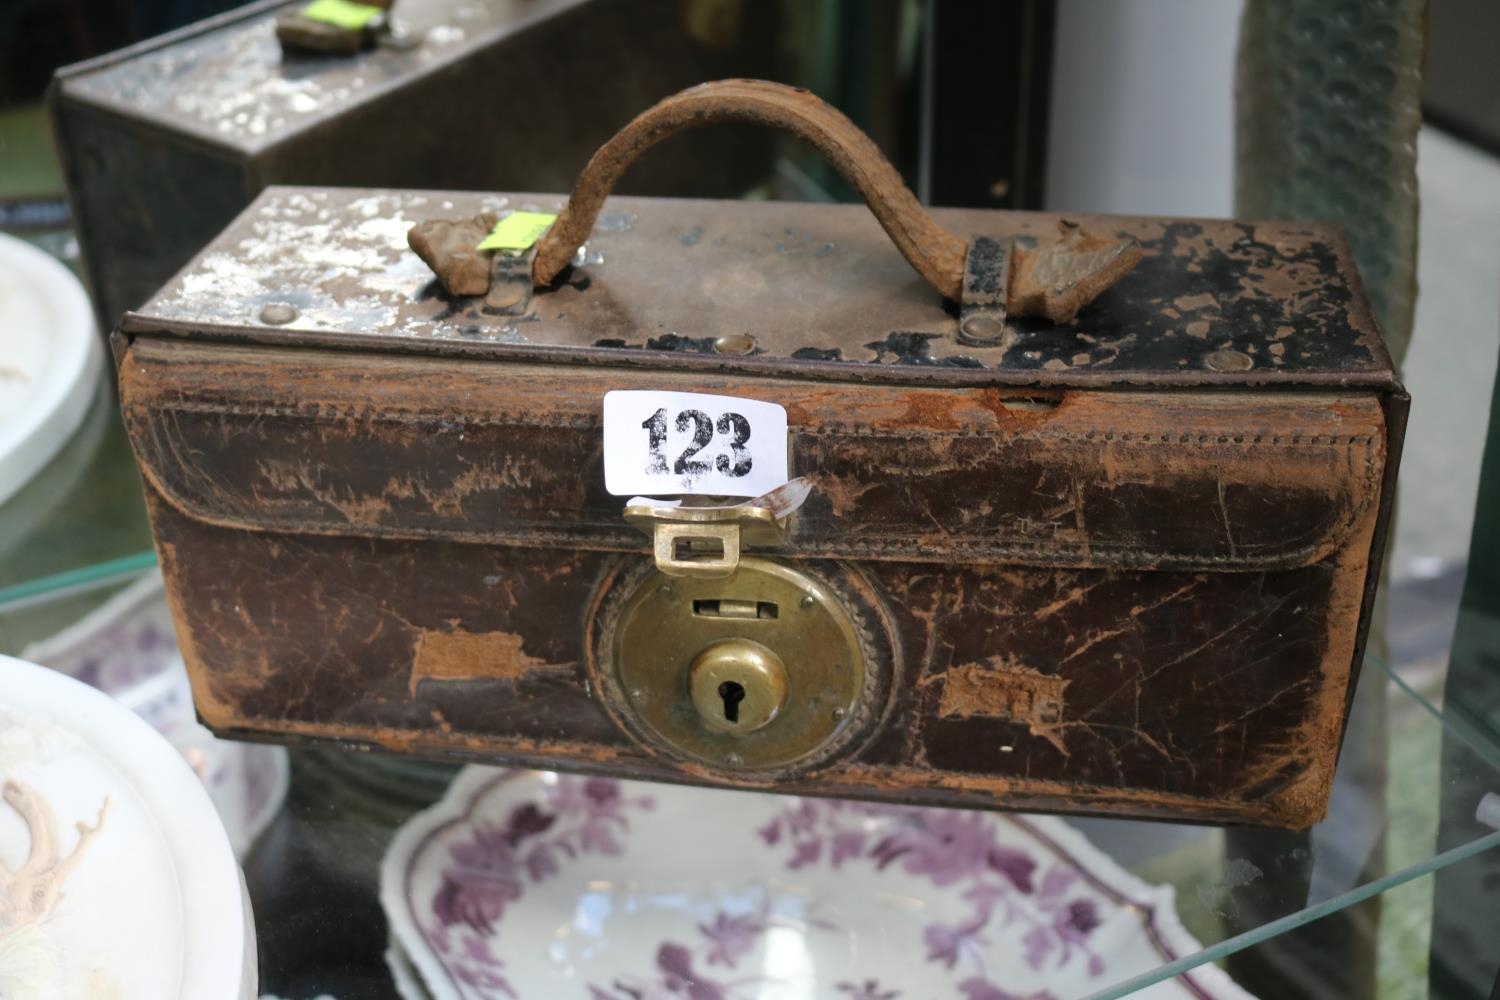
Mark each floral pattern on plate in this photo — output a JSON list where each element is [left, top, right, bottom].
[[382, 767, 1254, 1000]]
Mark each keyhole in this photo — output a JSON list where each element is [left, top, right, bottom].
[[718, 681, 747, 724]]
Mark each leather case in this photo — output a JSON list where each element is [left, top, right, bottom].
[[115, 83, 1406, 829]]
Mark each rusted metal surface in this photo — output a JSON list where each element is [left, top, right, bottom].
[[127, 187, 1394, 386], [50, 0, 782, 332]]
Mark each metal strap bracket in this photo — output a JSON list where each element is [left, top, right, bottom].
[[957, 236, 1011, 346], [485, 248, 535, 315]]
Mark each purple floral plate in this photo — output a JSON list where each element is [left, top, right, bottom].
[[380, 767, 1254, 1000]]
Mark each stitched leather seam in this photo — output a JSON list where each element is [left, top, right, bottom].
[[128, 402, 1379, 448], [134, 495, 1365, 569], [123, 403, 1382, 569]]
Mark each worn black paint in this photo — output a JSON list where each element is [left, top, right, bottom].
[[792, 346, 844, 361], [865, 332, 983, 368], [964, 236, 1008, 301], [645, 332, 718, 353], [996, 222, 1373, 374]]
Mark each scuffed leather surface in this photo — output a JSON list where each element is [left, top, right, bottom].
[[122, 339, 1385, 571], [114, 185, 1400, 828], [123, 337, 1390, 828], [146, 479, 1377, 828]]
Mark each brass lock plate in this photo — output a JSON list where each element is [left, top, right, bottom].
[[593, 557, 875, 773]]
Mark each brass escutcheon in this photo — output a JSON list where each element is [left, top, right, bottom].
[[610, 557, 868, 770], [687, 638, 789, 732]]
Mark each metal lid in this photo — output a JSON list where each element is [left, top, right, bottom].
[[125, 185, 1397, 390], [55, 0, 588, 154]]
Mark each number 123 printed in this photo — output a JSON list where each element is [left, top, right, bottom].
[[602, 390, 790, 498]]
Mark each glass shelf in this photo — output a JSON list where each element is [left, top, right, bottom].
[[0, 367, 154, 641], [3, 379, 1499, 1000]]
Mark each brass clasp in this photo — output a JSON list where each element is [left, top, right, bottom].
[[623, 503, 786, 578], [622, 479, 812, 578]]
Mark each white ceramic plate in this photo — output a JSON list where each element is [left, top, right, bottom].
[[0, 233, 101, 507], [21, 571, 290, 859], [388, 937, 436, 1000], [0, 655, 256, 999], [382, 766, 1254, 1000]]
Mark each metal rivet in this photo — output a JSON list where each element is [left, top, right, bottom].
[[832, 707, 847, 721], [486, 286, 526, 310], [259, 303, 298, 325], [629, 687, 645, 701], [713, 333, 756, 355], [799, 594, 816, 609], [657, 584, 674, 598], [959, 314, 1007, 343], [726, 753, 743, 766], [1203, 349, 1254, 372]]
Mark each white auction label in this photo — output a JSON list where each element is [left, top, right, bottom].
[[602, 390, 789, 498]]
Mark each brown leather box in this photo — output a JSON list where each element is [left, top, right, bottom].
[[115, 85, 1405, 830]]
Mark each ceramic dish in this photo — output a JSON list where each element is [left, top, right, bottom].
[[0, 654, 256, 999], [382, 766, 1254, 1000], [0, 232, 101, 507], [388, 937, 436, 1000], [21, 571, 289, 859]]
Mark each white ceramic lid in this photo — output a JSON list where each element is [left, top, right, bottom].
[[0, 654, 254, 999], [0, 233, 101, 507]]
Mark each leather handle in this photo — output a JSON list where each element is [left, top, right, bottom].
[[531, 79, 969, 301]]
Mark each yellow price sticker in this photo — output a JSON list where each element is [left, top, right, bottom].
[[476, 211, 557, 254], [302, 0, 383, 30]]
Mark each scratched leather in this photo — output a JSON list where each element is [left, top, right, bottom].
[[121, 340, 1385, 572], [123, 339, 1390, 828], [144, 480, 1375, 828], [115, 189, 1404, 829]]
